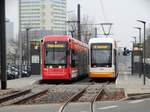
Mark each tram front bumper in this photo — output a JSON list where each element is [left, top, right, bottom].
[[89, 72, 115, 78]]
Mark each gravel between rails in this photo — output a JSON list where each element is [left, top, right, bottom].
[[58, 83, 108, 112], [77, 85, 104, 102], [16, 85, 88, 105]]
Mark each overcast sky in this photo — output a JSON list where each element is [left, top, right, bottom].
[[6, 0, 150, 48]]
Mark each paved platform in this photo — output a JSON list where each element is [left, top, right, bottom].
[[117, 54, 150, 95], [116, 73, 150, 95], [6, 75, 41, 89]]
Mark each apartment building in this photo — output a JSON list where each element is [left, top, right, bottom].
[[19, 0, 66, 33]]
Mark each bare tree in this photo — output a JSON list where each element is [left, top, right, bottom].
[[7, 39, 19, 64], [67, 14, 95, 43], [81, 15, 95, 43]]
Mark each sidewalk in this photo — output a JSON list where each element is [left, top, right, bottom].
[[6, 75, 41, 89], [116, 73, 150, 95]]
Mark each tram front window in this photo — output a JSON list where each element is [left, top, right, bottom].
[[91, 44, 112, 67], [44, 42, 67, 67]]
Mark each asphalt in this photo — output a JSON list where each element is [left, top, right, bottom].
[[0, 103, 61, 112], [94, 98, 150, 112], [1, 99, 150, 112], [63, 102, 91, 112]]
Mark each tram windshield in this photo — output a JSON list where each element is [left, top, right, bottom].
[[91, 43, 112, 67], [44, 42, 67, 66]]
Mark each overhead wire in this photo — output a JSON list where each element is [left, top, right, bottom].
[[98, 0, 107, 21], [97, 0, 113, 36]]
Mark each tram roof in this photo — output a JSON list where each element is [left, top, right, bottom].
[[89, 37, 115, 44], [42, 35, 88, 47], [43, 35, 70, 42]]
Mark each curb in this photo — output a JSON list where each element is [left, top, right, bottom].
[[119, 93, 150, 101], [127, 93, 150, 100]]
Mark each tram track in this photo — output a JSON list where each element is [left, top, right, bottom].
[[0, 80, 124, 110], [58, 82, 110, 112], [58, 85, 89, 112], [91, 82, 109, 112], [0, 89, 31, 104], [0, 85, 50, 107]]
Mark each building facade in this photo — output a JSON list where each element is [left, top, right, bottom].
[[6, 19, 15, 55], [6, 19, 14, 41], [19, 0, 66, 33], [5, 19, 19, 64]]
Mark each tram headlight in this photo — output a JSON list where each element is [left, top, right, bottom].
[[58, 66, 65, 68]]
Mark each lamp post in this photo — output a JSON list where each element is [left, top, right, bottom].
[[26, 27, 31, 75], [77, 4, 81, 41], [66, 4, 81, 41], [137, 20, 146, 85], [95, 27, 97, 38], [134, 27, 142, 78], [0, 0, 7, 89], [131, 36, 137, 43], [131, 40, 135, 75], [134, 27, 141, 44]]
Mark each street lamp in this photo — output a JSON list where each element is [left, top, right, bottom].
[[26, 27, 31, 75], [131, 36, 137, 43], [134, 27, 142, 43], [134, 27, 142, 78], [0, 0, 7, 89], [95, 27, 97, 38], [66, 4, 81, 41], [130, 40, 135, 75], [137, 20, 146, 85]]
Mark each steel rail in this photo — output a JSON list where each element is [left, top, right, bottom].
[[0, 89, 31, 104], [14, 89, 48, 104], [58, 85, 89, 112], [91, 82, 109, 112], [0, 88, 48, 106]]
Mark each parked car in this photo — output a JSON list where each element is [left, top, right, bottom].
[[11, 66, 19, 78], [7, 69, 15, 80], [7, 65, 19, 79], [21, 65, 31, 77]]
